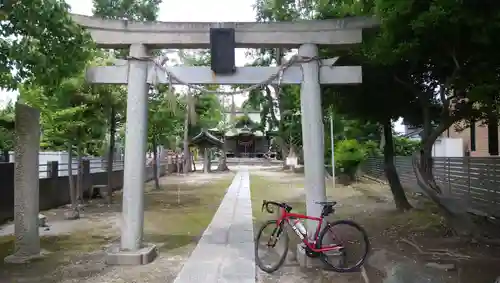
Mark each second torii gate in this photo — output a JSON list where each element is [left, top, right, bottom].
[[72, 14, 376, 265]]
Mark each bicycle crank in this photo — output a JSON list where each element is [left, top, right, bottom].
[[305, 247, 320, 258]]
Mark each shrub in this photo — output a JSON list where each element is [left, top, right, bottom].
[[394, 136, 420, 156], [363, 140, 382, 157], [334, 139, 367, 178]]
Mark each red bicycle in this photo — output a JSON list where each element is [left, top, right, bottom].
[[255, 200, 370, 273]]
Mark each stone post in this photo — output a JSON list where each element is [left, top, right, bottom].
[[47, 161, 59, 179], [106, 44, 158, 265], [5, 103, 42, 263], [47, 161, 59, 194]]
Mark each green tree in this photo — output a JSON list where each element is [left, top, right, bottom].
[[254, 0, 415, 209], [92, 0, 161, 21], [0, 101, 15, 161], [307, 0, 500, 236], [148, 86, 183, 189], [367, 0, 500, 236], [21, 68, 108, 219], [176, 50, 222, 173], [92, 0, 161, 198], [1, 0, 92, 89]]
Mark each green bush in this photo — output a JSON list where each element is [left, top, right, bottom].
[[394, 136, 420, 156], [334, 139, 367, 178], [363, 140, 382, 157]]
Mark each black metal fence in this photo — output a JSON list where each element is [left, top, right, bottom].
[[362, 156, 500, 218]]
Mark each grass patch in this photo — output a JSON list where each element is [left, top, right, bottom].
[[142, 174, 234, 252], [0, 226, 112, 278], [249, 173, 309, 257], [250, 174, 306, 223], [0, 173, 234, 280]]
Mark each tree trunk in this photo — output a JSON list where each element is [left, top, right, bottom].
[[413, 99, 478, 238], [383, 119, 412, 211], [203, 148, 210, 173], [207, 149, 212, 172], [274, 49, 289, 169], [191, 151, 196, 172], [218, 136, 229, 171], [379, 124, 385, 151], [76, 144, 84, 205], [413, 153, 478, 238], [152, 136, 160, 190], [67, 144, 79, 219], [275, 137, 289, 169], [106, 106, 116, 204]]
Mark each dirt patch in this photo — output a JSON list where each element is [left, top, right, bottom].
[[0, 172, 234, 283], [251, 171, 500, 283]]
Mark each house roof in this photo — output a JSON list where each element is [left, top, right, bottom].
[[401, 128, 423, 138]]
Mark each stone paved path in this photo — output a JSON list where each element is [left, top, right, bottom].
[[173, 170, 256, 283]]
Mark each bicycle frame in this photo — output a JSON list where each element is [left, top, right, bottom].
[[276, 207, 343, 253]]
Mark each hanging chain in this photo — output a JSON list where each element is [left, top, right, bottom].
[[124, 55, 322, 96]]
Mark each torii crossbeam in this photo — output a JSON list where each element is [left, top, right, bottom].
[[71, 13, 377, 267]]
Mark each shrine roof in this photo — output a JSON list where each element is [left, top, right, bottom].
[[209, 126, 266, 137], [191, 130, 224, 147]]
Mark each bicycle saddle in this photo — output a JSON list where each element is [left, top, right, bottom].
[[315, 201, 337, 207]]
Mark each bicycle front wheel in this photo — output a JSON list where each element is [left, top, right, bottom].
[[255, 220, 289, 273], [317, 220, 370, 272]]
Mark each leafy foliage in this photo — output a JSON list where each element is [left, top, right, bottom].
[[334, 139, 367, 178], [92, 0, 162, 21], [147, 86, 184, 150], [234, 115, 259, 130], [363, 140, 382, 157], [0, 101, 15, 152], [20, 68, 107, 155], [393, 137, 420, 156], [1, 0, 93, 89]]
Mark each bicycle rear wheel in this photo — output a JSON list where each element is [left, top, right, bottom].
[[317, 220, 370, 272], [255, 220, 289, 273]]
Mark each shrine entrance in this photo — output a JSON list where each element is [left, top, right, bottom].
[[72, 13, 376, 265], [237, 133, 255, 157]]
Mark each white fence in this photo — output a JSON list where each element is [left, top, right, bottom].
[[9, 151, 125, 178]]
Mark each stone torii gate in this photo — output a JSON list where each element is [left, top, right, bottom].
[[72, 14, 376, 265]]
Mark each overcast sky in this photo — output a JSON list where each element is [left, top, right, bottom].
[[0, 0, 255, 107], [0, 0, 405, 132]]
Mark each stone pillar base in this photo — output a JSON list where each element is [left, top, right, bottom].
[[4, 252, 45, 264], [296, 244, 325, 269], [105, 243, 158, 265]]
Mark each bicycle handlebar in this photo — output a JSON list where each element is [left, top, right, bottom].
[[261, 200, 292, 214]]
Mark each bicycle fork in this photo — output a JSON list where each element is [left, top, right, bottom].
[[267, 224, 285, 248]]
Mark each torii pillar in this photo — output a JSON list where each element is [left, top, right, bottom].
[[298, 44, 325, 233], [71, 13, 377, 266]]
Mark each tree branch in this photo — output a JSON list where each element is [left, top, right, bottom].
[[394, 75, 421, 95]]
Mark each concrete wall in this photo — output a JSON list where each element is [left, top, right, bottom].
[[432, 138, 464, 157], [0, 162, 166, 224]]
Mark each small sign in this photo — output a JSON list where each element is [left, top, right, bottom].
[[286, 157, 298, 166]]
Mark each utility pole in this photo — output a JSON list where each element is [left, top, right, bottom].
[[329, 111, 335, 188]]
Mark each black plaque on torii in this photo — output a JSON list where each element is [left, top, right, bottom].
[[210, 28, 236, 75]]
